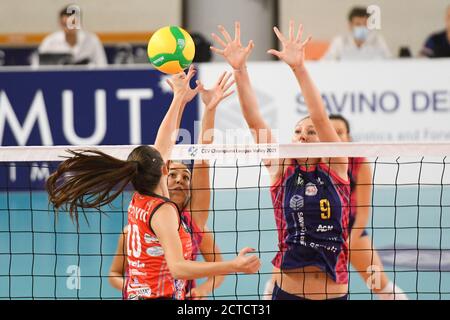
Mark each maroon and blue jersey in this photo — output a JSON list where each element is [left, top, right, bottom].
[[348, 157, 364, 215], [271, 161, 351, 284], [348, 157, 369, 236], [181, 209, 204, 294]]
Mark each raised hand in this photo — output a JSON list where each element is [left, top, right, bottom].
[[210, 22, 254, 71], [166, 65, 199, 99], [267, 20, 312, 70], [196, 71, 235, 110], [232, 247, 261, 274]]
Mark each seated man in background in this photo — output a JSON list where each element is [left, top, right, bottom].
[[420, 5, 450, 58], [322, 6, 392, 60], [35, 5, 107, 66]]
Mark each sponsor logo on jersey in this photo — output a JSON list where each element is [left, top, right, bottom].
[[129, 260, 145, 268], [174, 279, 186, 300], [130, 269, 147, 277], [309, 242, 338, 253], [174, 279, 186, 291], [128, 286, 152, 298], [181, 220, 191, 233], [289, 195, 304, 211], [135, 288, 151, 297], [316, 224, 334, 233], [144, 233, 158, 244], [146, 246, 164, 257], [297, 211, 307, 246], [316, 177, 325, 185], [296, 173, 304, 186], [129, 279, 148, 289], [305, 183, 318, 196]]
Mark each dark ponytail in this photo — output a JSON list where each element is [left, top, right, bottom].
[[46, 146, 164, 225]]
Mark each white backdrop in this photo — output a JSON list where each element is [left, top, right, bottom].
[[199, 59, 450, 144]]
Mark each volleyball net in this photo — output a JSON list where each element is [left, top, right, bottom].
[[0, 143, 449, 300]]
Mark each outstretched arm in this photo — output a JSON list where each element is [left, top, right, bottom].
[[350, 161, 372, 241], [151, 203, 260, 280], [211, 22, 281, 182], [174, 66, 201, 140], [155, 66, 197, 162], [268, 21, 348, 178], [190, 72, 235, 229], [210, 22, 276, 145]]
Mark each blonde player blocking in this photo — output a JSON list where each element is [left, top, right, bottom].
[[211, 21, 351, 300], [263, 115, 408, 300]]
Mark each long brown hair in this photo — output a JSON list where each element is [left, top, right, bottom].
[[46, 146, 164, 225]]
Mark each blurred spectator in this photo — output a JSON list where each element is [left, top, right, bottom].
[[34, 5, 107, 66], [113, 43, 135, 64], [0, 50, 5, 66], [420, 6, 450, 58], [322, 7, 392, 60], [191, 32, 212, 62], [398, 46, 412, 58]]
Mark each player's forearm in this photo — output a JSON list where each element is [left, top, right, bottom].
[[351, 182, 372, 240], [199, 108, 216, 145], [233, 68, 267, 130], [154, 94, 185, 161], [170, 259, 236, 280], [189, 108, 214, 227], [202, 246, 225, 289], [175, 102, 187, 138], [292, 66, 328, 123], [350, 207, 370, 241]]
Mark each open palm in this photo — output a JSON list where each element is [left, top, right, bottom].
[[268, 21, 312, 69], [210, 22, 254, 70], [197, 72, 235, 110], [166, 65, 199, 99]]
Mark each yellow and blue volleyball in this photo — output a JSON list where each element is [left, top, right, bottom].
[[147, 26, 196, 74]]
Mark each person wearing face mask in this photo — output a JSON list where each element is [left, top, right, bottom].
[[322, 7, 392, 60]]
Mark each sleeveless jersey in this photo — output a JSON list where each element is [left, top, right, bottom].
[[348, 157, 365, 218], [126, 192, 193, 300], [271, 162, 350, 284], [347, 157, 369, 236], [181, 209, 204, 294]]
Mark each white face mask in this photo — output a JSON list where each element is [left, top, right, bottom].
[[352, 26, 369, 41]]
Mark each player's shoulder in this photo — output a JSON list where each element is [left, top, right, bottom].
[[350, 156, 366, 165], [39, 31, 65, 50], [130, 192, 167, 212], [426, 30, 446, 44]]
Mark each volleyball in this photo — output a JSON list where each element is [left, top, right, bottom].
[[147, 26, 196, 74]]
